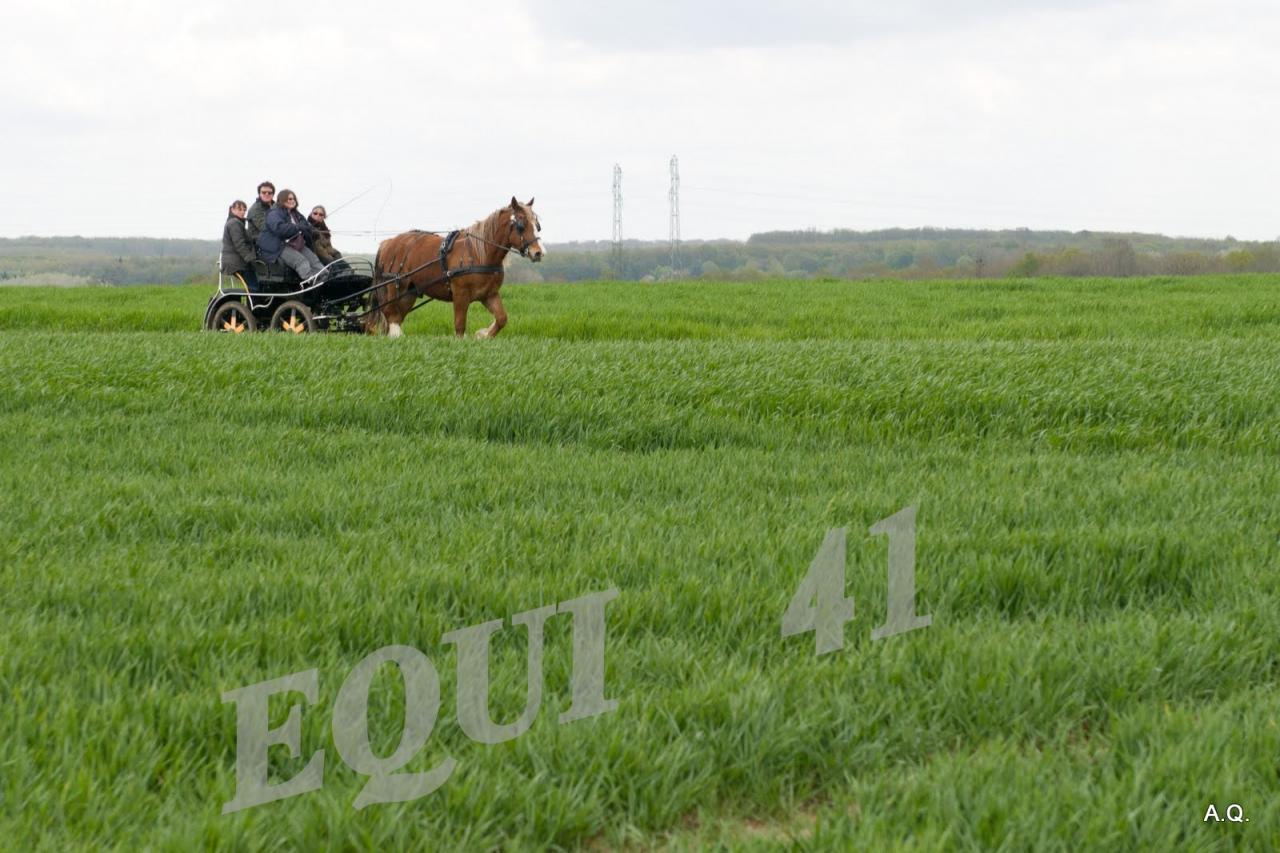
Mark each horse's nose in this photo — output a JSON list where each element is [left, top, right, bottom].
[[531, 248, 543, 262]]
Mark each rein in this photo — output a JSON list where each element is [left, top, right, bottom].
[[463, 228, 538, 259]]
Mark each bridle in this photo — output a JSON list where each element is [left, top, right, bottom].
[[465, 209, 542, 259]]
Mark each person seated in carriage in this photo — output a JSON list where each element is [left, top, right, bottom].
[[307, 205, 343, 265], [220, 200, 260, 291], [257, 188, 325, 283], [246, 181, 274, 242]]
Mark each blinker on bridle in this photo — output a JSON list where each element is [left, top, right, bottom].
[[510, 211, 541, 255]]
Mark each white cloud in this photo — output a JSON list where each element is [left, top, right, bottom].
[[1, 0, 1278, 250], [526, 0, 1127, 48]]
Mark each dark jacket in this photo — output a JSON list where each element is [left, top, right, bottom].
[[246, 198, 272, 242], [308, 216, 342, 264], [257, 206, 314, 263], [221, 214, 256, 274]]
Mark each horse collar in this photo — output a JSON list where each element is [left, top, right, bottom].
[[439, 230, 460, 274]]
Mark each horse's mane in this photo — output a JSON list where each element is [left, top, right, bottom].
[[462, 204, 511, 257]]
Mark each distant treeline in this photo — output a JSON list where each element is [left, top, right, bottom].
[[3, 229, 1279, 286], [508, 228, 1280, 283], [0, 237, 220, 286]]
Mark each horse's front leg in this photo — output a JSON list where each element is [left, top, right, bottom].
[[453, 296, 470, 339], [475, 293, 507, 339]]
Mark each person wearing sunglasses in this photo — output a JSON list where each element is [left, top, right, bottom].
[[307, 205, 343, 266], [258, 189, 325, 283], [246, 180, 275, 242]]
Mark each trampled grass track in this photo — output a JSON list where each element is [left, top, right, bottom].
[[2, 277, 1279, 849]]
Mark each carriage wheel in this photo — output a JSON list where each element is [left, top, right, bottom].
[[210, 300, 257, 334], [270, 300, 315, 334]]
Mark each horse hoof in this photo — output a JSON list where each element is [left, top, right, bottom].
[[475, 328, 491, 339]]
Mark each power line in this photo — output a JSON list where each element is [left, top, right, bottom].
[[669, 155, 681, 270], [612, 163, 623, 274]]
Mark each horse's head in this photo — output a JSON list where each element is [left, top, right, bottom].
[[505, 196, 544, 262]]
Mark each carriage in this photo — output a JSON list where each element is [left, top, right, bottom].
[[203, 256, 378, 334], [204, 196, 544, 338]]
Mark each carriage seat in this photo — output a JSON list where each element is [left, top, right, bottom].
[[252, 258, 301, 291]]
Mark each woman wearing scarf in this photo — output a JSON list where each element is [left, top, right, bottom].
[[257, 188, 324, 282]]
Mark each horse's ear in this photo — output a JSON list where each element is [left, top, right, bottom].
[[526, 197, 535, 207], [510, 195, 519, 209]]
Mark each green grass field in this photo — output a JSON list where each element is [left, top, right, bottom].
[[2, 276, 1279, 850]]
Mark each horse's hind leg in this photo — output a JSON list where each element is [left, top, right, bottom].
[[475, 293, 507, 339], [386, 290, 408, 338], [365, 285, 389, 335]]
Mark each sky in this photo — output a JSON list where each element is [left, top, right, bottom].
[[2, 0, 1278, 252]]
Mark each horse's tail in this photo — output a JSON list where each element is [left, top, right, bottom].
[[363, 248, 387, 335]]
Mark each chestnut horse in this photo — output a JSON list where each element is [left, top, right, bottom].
[[365, 197, 544, 338]]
